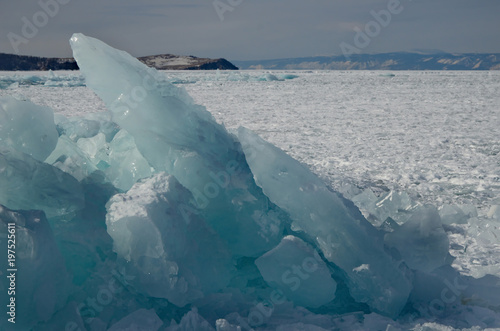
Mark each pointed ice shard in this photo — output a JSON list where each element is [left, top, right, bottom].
[[70, 33, 284, 256], [237, 127, 411, 317]]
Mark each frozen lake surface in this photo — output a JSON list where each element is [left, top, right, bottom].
[[2, 70, 499, 212], [1, 67, 500, 330]]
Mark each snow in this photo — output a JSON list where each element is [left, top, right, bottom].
[[0, 33, 499, 330], [148, 56, 196, 67]]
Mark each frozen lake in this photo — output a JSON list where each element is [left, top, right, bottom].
[[2, 62, 500, 330], [2, 70, 499, 213]]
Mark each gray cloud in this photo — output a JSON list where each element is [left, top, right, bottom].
[[1, 0, 499, 61]]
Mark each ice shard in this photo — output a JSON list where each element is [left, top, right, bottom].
[[237, 127, 412, 317], [70, 33, 284, 257], [107, 309, 163, 331], [255, 235, 337, 308], [384, 206, 450, 273], [0, 96, 58, 162], [0, 148, 84, 218], [45, 135, 97, 181], [0, 205, 71, 330], [106, 173, 235, 306]]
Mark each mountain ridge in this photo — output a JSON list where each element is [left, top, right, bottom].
[[2, 52, 499, 71], [233, 52, 500, 70]]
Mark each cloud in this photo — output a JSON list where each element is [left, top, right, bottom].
[[0, 0, 498, 60]]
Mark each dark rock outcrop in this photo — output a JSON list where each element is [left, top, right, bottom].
[[0, 53, 77, 71]]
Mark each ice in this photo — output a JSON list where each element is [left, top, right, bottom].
[[55, 112, 120, 143], [384, 206, 450, 272], [262, 73, 280, 81], [0, 205, 71, 330], [453, 215, 500, 278], [77, 132, 108, 161], [104, 129, 155, 191], [174, 71, 299, 83], [55, 116, 102, 141], [279, 74, 299, 80], [275, 323, 329, 331], [408, 266, 500, 329], [0, 72, 85, 89], [70, 31, 410, 318], [351, 189, 418, 226], [166, 308, 215, 331], [0, 96, 58, 161], [107, 309, 163, 331], [0, 148, 84, 218], [105, 173, 234, 306], [350, 188, 378, 214], [439, 204, 469, 225], [255, 235, 337, 308], [50, 118, 152, 189], [488, 205, 500, 220], [43, 72, 86, 87], [0, 34, 498, 330], [216, 319, 242, 331], [236, 126, 411, 317], [45, 135, 97, 181], [35, 302, 86, 331], [70, 33, 285, 257]]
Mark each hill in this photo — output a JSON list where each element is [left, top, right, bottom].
[[0, 53, 238, 71]]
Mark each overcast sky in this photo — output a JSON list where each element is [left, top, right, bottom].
[[1, 0, 499, 61]]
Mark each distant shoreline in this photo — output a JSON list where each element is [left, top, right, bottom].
[[233, 52, 500, 70], [0, 53, 238, 71], [2, 51, 499, 71]]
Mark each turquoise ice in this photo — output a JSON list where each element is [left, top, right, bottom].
[[70, 33, 285, 257]]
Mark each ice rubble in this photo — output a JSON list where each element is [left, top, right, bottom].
[[0, 70, 298, 91], [0, 71, 85, 89], [106, 173, 234, 307], [167, 71, 299, 84], [0, 96, 58, 161], [70, 33, 286, 258], [0, 205, 71, 330], [0, 147, 84, 218], [237, 126, 411, 315], [0, 33, 499, 330]]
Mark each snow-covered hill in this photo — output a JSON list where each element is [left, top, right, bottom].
[[0, 52, 238, 71], [234, 52, 500, 70], [138, 54, 237, 70]]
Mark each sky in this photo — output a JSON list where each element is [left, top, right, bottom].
[[0, 0, 499, 61]]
